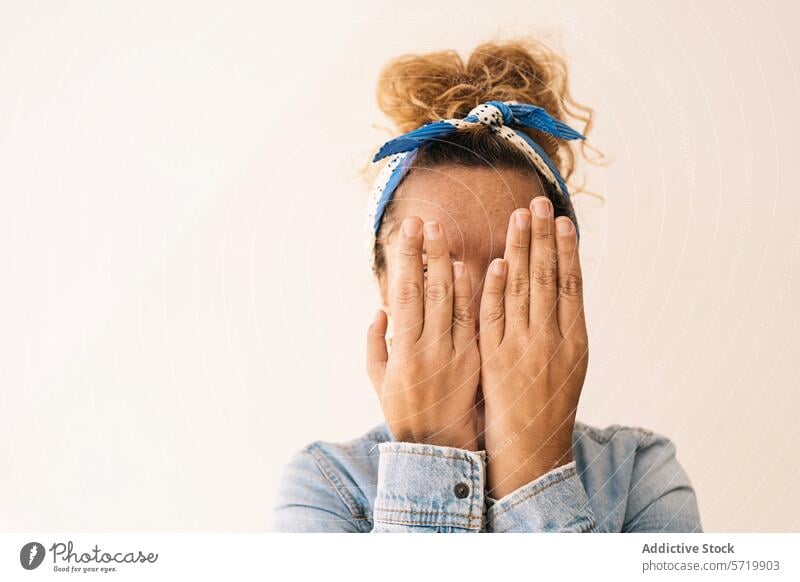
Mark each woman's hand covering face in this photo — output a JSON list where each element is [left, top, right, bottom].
[[366, 216, 482, 451], [478, 196, 588, 498]]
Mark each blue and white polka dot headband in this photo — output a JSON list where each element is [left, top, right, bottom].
[[365, 100, 586, 270]]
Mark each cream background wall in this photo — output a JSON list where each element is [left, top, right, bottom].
[[1, 0, 798, 531]]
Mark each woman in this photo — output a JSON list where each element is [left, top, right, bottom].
[[273, 39, 702, 533]]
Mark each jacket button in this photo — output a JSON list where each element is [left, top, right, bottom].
[[453, 482, 470, 499]]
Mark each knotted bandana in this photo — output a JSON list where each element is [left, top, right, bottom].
[[365, 100, 585, 270]]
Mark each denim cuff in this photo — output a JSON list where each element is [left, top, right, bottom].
[[486, 461, 597, 532], [373, 442, 485, 531]]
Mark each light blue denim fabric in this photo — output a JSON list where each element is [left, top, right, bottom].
[[273, 422, 702, 533]]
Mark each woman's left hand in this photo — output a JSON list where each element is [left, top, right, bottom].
[[478, 196, 589, 499]]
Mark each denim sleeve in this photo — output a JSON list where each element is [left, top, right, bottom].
[[623, 433, 703, 532], [273, 441, 488, 532], [272, 447, 367, 532], [372, 442, 486, 532], [485, 461, 598, 532]]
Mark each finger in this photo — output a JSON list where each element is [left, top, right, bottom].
[[390, 217, 425, 347], [366, 309, 388, 394], [555, 216, 587, 341], [503, 208, 531, 335], [421, 221, 453, 340], [452, 261, 476, 351], [529, 196, 559, 331], [479, 258, 507, 353]]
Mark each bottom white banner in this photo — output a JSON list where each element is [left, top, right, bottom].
[[1, 533, 798, 581]]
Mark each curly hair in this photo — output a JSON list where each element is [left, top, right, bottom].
[[371, 38, 598, 278]]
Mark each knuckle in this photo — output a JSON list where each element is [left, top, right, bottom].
[[558, 273, 583, 296], [425, 281, 450, 303], [507, 274, 530, 297], [532, 226, 554, 240], [425, 246, 448, 260], [397, 246, 420, 259], [394, 280, 423, 304], [483, 303, 505, 323], [533, 264, 558, 288], [483, 290, 504, 304], [482, 282, 505, 298], [454, 305, 474, 327]]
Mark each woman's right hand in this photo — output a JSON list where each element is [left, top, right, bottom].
[[366, 216, 481, 451]]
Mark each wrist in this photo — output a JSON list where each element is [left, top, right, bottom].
[[486, 437, 574, 499], [391, 424, 478, 451]]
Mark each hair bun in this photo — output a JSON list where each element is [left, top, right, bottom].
[[376, 39, 594, 183]]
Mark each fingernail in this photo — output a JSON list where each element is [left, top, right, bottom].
[[491, 259, 506, 277], [515, 210, 530, 229], [533, 197, 551, 219], [453, 261, 464, 279], [403, 218, 420, 237], [556, 218, 574, 235], [423, 221, 440, 240], [373, 309, 383, 324]]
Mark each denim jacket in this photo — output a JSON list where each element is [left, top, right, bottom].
[[273, 422, 702, 532]]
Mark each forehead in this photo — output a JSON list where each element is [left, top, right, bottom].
[[384, 165, 545, 258]]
